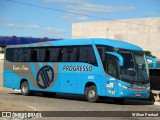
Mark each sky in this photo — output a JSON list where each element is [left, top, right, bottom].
[[0, 0, 160, 39]]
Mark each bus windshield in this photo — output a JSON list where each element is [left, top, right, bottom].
[[119, 50, 149, 84]]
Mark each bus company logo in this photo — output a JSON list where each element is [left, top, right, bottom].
[[13, 65, 29, 71], [36, 65, 54, 89], [63, 65, 92, 72]]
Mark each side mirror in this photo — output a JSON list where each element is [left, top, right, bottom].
[[106, 52, 124, 66], [146, 56, 156, 69]]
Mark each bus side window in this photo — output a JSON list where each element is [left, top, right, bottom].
[[70, 47, 78, 62], [17, 49, 23, 62], [61, 47, 70, 62], [31, 49, 37, 62], [13, 49, 19, 62], [97, 47, 106, 70], [79, 46, 97, 66], [6, 48, 14, 62], [87, 47, 97, 65], [22, 48, 31, 62], [37, 48, 46, 62], [97, 49, 102, 59], [45, 49, 50, 61], [58, 46, 79, 62], [79, 47, 88, 62], [49, 48, 61, 62], [97, 47, 106, 63]]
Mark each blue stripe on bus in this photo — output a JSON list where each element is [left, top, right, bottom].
[[25, 44, 29, 47], [47, 62, 52, 67], [43, 44, 48, 46], [33, 44, 43, 69], [29, 63, 37, 79], [38, 63, 43, 68]]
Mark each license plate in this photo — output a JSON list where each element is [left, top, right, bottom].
[[135, 94, 141, 97]]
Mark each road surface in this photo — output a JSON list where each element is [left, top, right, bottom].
[[0, 88, 159, 120]]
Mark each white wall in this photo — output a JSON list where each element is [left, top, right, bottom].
[[72, 17, 160, 59]]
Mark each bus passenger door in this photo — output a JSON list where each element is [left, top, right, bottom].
[[106, 55, 120, 79], [105, 54, 121, 96]]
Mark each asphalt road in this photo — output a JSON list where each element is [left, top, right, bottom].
[[0, 88, 160, 120]]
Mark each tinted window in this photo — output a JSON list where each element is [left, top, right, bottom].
[[97, 47, 106, 62], [5, 46, 97, 66], [61, 47, 79, 62], [49, 47, 61, 62], [22, 49, 31, 62], [6, 48, 14, 62], [79, 47, 88, 62], [106, 55, 119, 78], [37, 48, 46, 62], [6, 48, 31, 62], [31, 49, 38, 62], [61, 47, 70, 62], [119, 51, 134, 70], [96, 45, 116, 71], [70, 47, 78, 62], [79, 46, 97, 65], [96, 45, 115, 62]]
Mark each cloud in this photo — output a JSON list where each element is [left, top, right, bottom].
[[41, 27, 67, 38], [43, 27, 66, 34], [0, 15, 67, 38], [0, 17, 11, 22], [67, 3, 135, 14], [1, 23, 67, 38], [62, 13, 88, 21], [62, 2, 135, 21], [2, 23, 40, 29], [44, 0, 84, 3], [43, 0, 135, 22], [146, 12, 157, 16], [0, 17, 67, 38]]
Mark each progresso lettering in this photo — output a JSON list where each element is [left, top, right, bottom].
[[63, 65, 92, 72]]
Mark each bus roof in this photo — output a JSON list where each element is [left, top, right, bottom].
[[51, 38, 143, 51], [93, 38, 143, 51], [7, 38, 143, 51]]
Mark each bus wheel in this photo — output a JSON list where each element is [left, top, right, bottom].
[[21, 81, 31, 96], [113, 98, 125, 104], [86, 85, 99, 103]]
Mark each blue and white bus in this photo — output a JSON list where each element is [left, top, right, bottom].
[[3, 38, 150, 103]]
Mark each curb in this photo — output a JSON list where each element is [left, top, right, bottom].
[[154, 102, 160, 105]]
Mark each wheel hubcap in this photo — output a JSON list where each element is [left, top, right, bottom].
[[88, 90, 96, 99], [22, 85, 28, 93]]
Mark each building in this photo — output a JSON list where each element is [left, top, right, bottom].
[[72, 17, 160, 59]]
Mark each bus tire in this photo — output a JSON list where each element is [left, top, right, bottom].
[[21, 81, 31, 96], [113, 98, 125, 104], [86, 85, 99, 103]]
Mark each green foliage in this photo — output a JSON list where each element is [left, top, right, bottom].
[[145, 51, 156, 58]]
